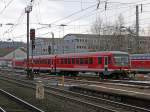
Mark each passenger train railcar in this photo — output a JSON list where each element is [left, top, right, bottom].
[[131, 54, 150, 73], [14, 51, 130, 79]]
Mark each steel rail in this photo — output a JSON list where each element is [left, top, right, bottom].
[[44, 85, 150, 112], [1, 69, 150, 88], [0, 107, 6, 112], [0, 76, 118, 112], [0, 89, 44, 112], [31, 73, 150, 89], [1, 75, 150, 112]]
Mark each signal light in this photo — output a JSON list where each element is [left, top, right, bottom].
[[30, 29, 35, 40], [30, 29, 35, 49]]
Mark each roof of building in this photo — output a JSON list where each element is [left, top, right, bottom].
[[64, 34, 100, 38], [64, 33, 150, 38], [36, 37, 63, 42], [0, 48, 15, 57], [0, 47, 26, 57]]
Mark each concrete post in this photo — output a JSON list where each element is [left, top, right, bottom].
[[36, 81, 44, 100]]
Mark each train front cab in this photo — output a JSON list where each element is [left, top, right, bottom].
[[100, 52, 130, 79]]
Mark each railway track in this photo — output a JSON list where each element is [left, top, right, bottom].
[[0, 74, 150, 112], [1, 68, 150, 89], [33, 73, 150, 90], [0, 107, 6, 112], [0, 89, 44, 112]]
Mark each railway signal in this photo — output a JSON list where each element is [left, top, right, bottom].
[[30, 28, 35, 80], [30, 28, 35, 49]]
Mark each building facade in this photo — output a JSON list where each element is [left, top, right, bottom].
[[29, 34, 150, 56], [0, 41, 26, 49], [31, 37, 64, 56], [63, 34, 150, 54]]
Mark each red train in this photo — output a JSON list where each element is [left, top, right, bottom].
[[14, 51, 131, 79], [131, 54, 150, 74]]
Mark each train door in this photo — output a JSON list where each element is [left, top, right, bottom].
[[103, 56, 109, 76], [104, 56, 108, 70]]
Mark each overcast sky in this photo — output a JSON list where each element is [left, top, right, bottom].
[[0, 0, 150, 42]]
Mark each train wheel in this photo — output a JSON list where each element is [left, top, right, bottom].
[[98, 73, 104, 80]]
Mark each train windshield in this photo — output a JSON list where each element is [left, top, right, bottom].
[[114, 54, 129, 66]]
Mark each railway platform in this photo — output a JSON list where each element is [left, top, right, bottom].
[[70, 84, 150, 109]]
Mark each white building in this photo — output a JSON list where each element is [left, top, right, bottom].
[[31, 38, 64, 56], [63, 34, 150, 54]]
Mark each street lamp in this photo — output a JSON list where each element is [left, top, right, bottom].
[[60, 24, 67, 37], [59, 24, 67, 54]]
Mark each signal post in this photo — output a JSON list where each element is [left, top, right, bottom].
[[25, 1, 34, 80], [30, 28, 35, 79]]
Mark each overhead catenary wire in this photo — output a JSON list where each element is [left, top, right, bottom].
[[2, 0, 150, 41], [0, 0, 15, 14], [28, 0, 150, 36], [3, 10, 26, 37]]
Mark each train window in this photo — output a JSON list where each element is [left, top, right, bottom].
[[40, 60, 42, 64], [33, 60, 35, 64], [48, 59, 51, 64], [35, 60, 38, 64], [43, 59, 45, 64], [89, 57, 93, 64], [68, 58, 71, 64], [61, 59, 64, 64], [44, 59, 47, 64], [80, 58, 84, 64], [84, 58, 88, 64], [76, 58, 79, 64], [72, 58, 75, 64], [57, 59, 59, 64], [36, 60, 38, 64], [65, 58, 67, 64], [98, 57, 102, 64]]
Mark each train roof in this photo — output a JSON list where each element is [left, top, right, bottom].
[[131, 54, 150, 56], [31, 51, 128, 59], [30, 55, 55, 59], [57, 51, 128, 57], [131, 54, 150, 59]]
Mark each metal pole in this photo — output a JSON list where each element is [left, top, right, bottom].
[[13, 41, 15, 73], [136, 5, 139, 53], [27, 12, 30, 78], [51, 32, 54, 55], [31, 39, 34, 77], [25, 2, 33, 79]]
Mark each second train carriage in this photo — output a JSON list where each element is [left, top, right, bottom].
[[14, 51, 130, 78], [131, 54, 150, 73]]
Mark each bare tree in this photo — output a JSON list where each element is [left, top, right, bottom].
[[91, 14, 126, 35], [91, 17, 103, 35]]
